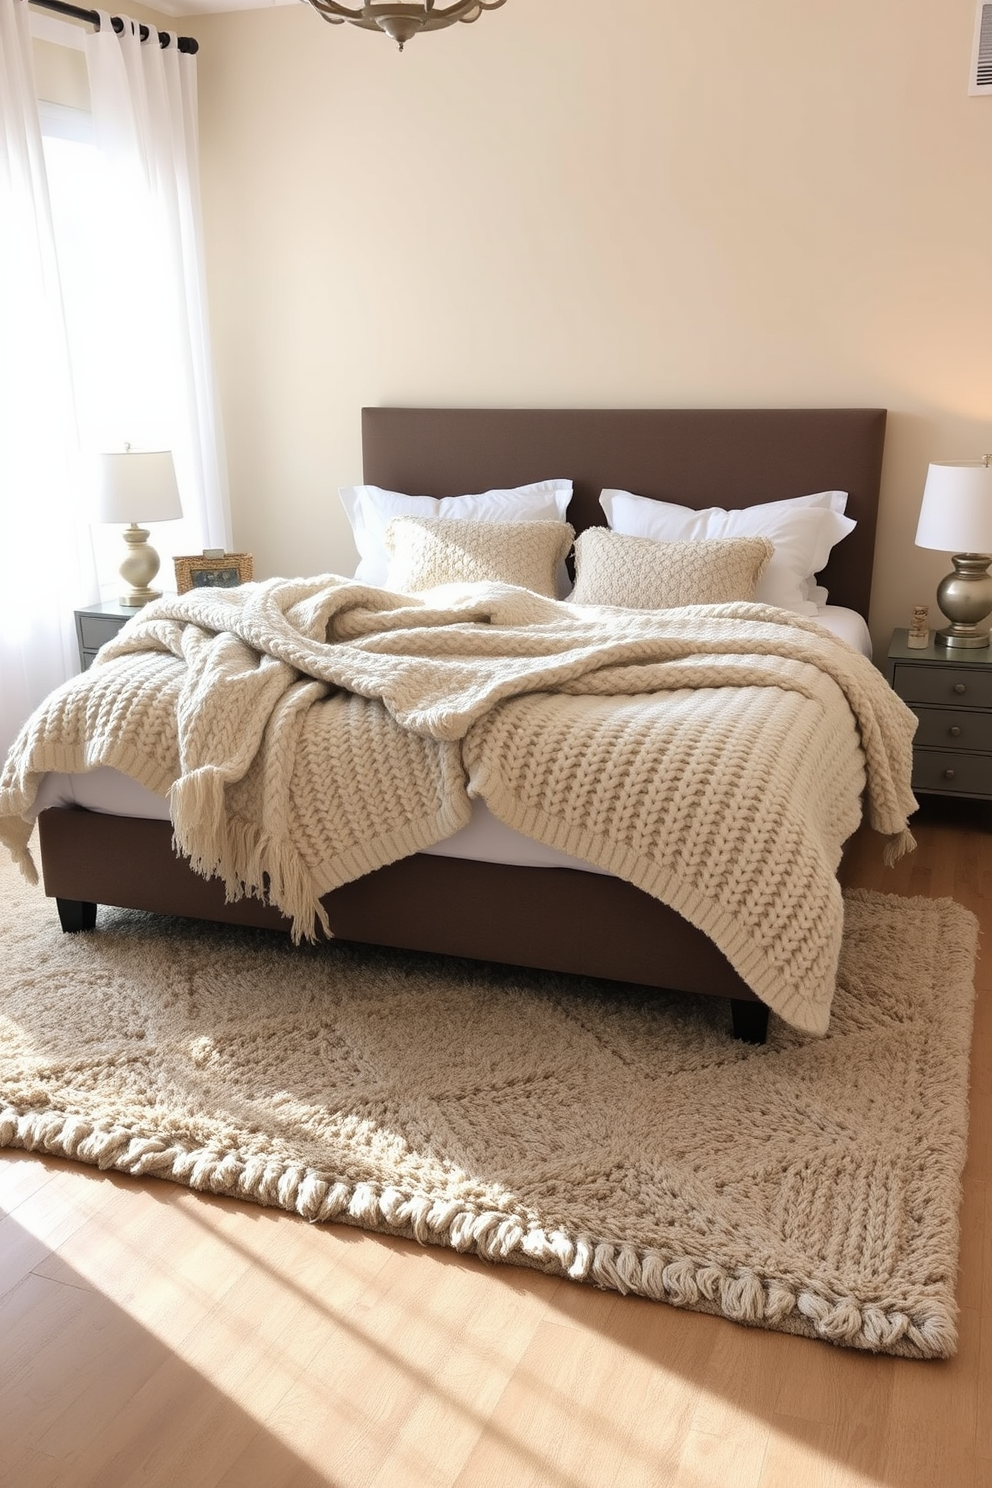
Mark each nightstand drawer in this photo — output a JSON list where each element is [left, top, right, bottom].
[[74, 601, 138, 672], [891, 661, 992, 709], [78, 613, 129, 650], [911, 749, 992, 797], [912, 706, 992, 752]]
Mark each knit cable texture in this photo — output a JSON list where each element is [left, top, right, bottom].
[[0, 576, 919, 1032]]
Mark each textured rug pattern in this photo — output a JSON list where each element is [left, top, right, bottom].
[[0, 857, 978, 1358]]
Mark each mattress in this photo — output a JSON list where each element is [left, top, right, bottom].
[[28, 604, 873, 875]]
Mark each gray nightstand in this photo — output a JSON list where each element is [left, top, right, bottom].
[[886, 628, 992, 800], [74, 599, 138, 671]]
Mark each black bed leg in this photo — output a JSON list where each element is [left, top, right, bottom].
[[731, 997, 769, 1044], [56, 898, 98, 933]]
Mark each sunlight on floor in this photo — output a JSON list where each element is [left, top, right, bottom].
[[7, 1161, 757, 1487]]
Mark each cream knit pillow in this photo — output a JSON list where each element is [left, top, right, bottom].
[[571, 528, 774, 609], [385, 517, 575, 598]]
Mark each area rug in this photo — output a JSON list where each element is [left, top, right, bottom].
[[0, 850, 978, 1359]]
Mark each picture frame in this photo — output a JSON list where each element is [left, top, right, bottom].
[[174, 551, 254, 594], [970, 0, 992, 95]]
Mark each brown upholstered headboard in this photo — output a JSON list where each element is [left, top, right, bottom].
[[361, 407, 886, 617]]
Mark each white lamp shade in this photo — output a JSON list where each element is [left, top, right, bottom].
[[95, 449, 182, 525], [915, 461, 992, 554]]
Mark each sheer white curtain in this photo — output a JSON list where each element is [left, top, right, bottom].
[[0, 0, 98, 757], [84, 12, 230, 556], [0, 1, 230, 758]]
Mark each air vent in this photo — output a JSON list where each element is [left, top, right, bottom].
[[969, 2, 992, 94]]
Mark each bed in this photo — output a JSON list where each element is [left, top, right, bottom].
[[20, 407, 898, 1043]]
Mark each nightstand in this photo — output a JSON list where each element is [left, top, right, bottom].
[[886, 628, 992, 800], [74, 599, 138, 671]]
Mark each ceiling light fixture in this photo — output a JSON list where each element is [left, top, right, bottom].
[[301, 0, 507, 51]]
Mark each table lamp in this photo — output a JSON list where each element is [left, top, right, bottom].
[[915, 457, 992, 649], [96, 446, 182, 607]]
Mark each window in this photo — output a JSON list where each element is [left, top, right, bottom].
[[40, 100, 183, 455], [38, 93, 210, 585]]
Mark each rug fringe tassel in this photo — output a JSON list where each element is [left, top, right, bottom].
[[0, 1103, 958, 1360]]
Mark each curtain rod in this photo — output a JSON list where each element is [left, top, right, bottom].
[[29, 0, 199, 53]]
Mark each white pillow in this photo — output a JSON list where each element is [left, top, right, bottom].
[[598, 489, 854, 616], [340, 480, 573, 589]]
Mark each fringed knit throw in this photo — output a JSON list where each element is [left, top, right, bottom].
[[0, 577, 918, 1033]]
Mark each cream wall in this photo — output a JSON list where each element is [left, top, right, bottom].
[[184, 0, 992, 656]]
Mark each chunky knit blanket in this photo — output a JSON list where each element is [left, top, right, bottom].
[[0, 576, 918, 1033]]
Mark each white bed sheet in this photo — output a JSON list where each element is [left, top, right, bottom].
[[816, 604, 872, 657], [28, 604, 872, 874]]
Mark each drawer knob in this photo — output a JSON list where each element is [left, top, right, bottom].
[[944, 768, 957, 780], [949, 726, 962, 737], [953, 683, 966, 694]]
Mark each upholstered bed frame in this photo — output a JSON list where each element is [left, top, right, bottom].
[[37, 407, 886, 1041]]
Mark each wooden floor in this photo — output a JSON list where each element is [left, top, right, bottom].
[[1, 796, 990, 1488]]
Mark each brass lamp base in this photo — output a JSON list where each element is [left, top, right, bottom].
[[934, 554, 992, 649]]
